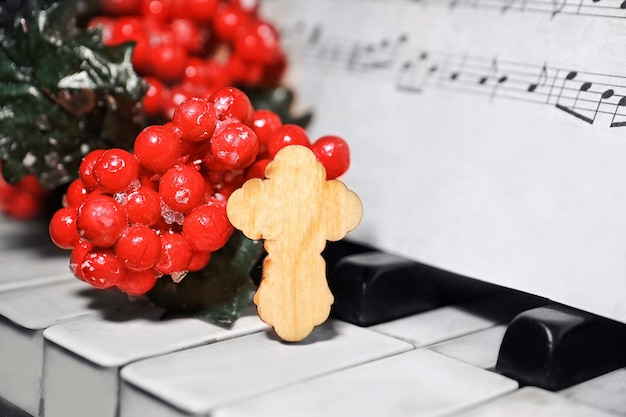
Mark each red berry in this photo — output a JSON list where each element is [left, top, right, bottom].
[[79, 149, 106, 191], [235, 21, 281, 64], [6, 190, 41, 220], [116, 269, 158, 295], [185, 0, 219, 21], [134, 125, 182, 173], [140, 0, 174, 20], [77, 194, 128, 247], [151, 43, 188, 83], [208, 86, 252, 122], [49, 207, 80, 249], [159, 165, 205, 213], [115, 225, 161, 271], [311, 135, 351, 180], [65, 179, 90, 208], [70, 239, 93, 281], [202, 60, 231, 87], [110, 16, 143, 45], [210, 123, 258, 170], [266, 124, 310, 158], [143, 77, 166, 117], [125, 186, 161, 226], [173, 98, 217, 142], [93, 148, 139, 194], [155, 231, 193, 274], [212, 5, 249, 41], [81, 248, 126, 289], [244, 158, 270, 180], [170, 19, 205, 53], [251, 109, 282, 146], [182, 204, 233, 252], [188, 250, 211, 271]]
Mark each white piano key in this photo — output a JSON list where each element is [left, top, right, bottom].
[[119, 320, 413, 417], [0, 279, 131, 415], [452, 387, 616, 417], [42, 305, 268, 417], [0, 246, 72, 292], [214, 349, 518, 417], [560, 368, 626, 416], [0, 218, 54, 251], [427, 325, 508, 370], [369, 295, 524, 347]]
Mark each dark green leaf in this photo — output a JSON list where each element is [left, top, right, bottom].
[[148, 231, 266, 327], [0, 1, 147, 189]]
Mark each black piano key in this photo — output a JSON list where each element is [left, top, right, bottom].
[[0, 396, 33, 417], [495, 304, 626, 391], [328, 251, 510, 326]]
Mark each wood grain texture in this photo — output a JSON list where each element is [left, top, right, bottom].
[[227, 145, 363, 341]]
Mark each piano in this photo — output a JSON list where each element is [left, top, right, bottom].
[[3, 0, 626, 416]]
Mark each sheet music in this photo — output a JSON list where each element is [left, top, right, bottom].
[[260, 0, 626, 323]]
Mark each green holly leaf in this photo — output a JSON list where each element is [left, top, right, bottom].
[[148, 231, 266, 328], [0, 1, 147, 189]]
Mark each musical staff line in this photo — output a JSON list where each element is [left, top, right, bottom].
[[264, 0, 626, 20], [279, 24, 626, 128]]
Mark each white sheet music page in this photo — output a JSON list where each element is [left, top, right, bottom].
[[260, 0, 626, 323]]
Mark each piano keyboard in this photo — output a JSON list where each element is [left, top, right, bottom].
[[1, 214, 626, 417]]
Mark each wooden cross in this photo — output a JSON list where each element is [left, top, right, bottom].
[[226, 145, 363, 342]]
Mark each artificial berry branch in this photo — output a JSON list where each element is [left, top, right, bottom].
[[49, 89, 351, 323]]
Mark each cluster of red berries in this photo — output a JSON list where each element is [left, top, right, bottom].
[[91, 0, 286, 119], [48, 87, 350, 296], [0, 169, 47, 220]]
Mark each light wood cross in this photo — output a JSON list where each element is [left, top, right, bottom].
[[226, 145, 363, 342]]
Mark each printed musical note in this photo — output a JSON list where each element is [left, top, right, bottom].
[[477, 59, 508, 100], [347, 34, 408, 72], [555, 72, 620, 125], [395, 52, 434, 93], [528, 64, 549, 93], [610, 97, 626, 127]]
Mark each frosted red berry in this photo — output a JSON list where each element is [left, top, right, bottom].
[[155, 231, 193, 274], [159, 164, 205, 213], [311, 135, 351, 180], [182, 204, 233, 252], [134, 125, 182, 173], [77, 194, 128, 247], [115, 225, 162, 271], [93, 148, 139, 193], [173, 98, 217, 142], [70, 239, 93, 281], [49, 207, 80, 249], [81, 248, 126, 289], [209, 86, 252, 122], [116, 269, 158, 295], [125, 186, 161, 226], [210, 123, 258, 170], [266, 124, 311, 158]]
